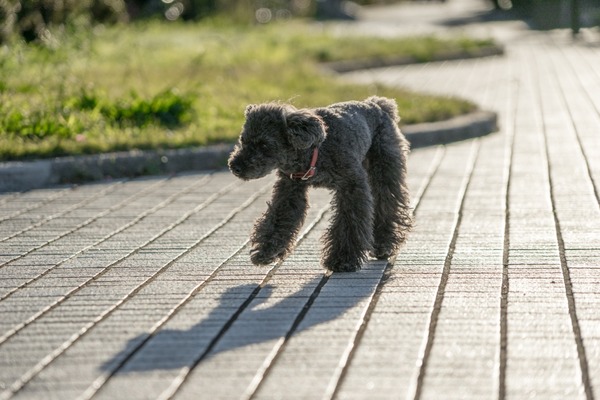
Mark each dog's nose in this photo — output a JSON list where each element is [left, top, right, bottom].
[[229, 163, 243, 176]]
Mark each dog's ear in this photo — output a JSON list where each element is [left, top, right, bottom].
[[245, 104, 256, 117], [285, 110, 326, 149], [244, 103, 284, 126]]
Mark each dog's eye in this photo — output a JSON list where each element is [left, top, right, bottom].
[[257, 142, 270, 152]]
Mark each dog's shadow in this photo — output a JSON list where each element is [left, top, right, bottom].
[[103, 274, 379, 374]]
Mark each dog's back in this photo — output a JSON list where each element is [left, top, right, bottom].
[[366, 96, 401, 123], [313, 96, 402, 158]]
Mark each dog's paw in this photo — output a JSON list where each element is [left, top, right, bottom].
[[370, 241, 400, 260], [370, 248, 395, 260], [323, 251, 366, 273], [324, 261, 362, 273], [250, 245, 283, 266], [250, 250, 277, 266]]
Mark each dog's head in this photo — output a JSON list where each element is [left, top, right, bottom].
[[228, 103, 326, 180]]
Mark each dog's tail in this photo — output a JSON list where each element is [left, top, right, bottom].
[[367, 96, 400, 123]]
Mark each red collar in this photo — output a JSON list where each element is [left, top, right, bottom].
[[289, 148, 319, 181]]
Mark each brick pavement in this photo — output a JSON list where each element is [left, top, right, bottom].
[[2, 2, 600, 399]]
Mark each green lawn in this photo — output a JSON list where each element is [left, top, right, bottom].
[[0, 20, 491, 161]]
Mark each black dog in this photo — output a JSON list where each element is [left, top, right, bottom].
[[228, 96, 412, 272]]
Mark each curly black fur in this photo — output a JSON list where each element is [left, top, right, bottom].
[[228, 96, 413, 272]]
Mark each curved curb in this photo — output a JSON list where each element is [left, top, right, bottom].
[[404, 110, 497, 148], [0, 145, 233, 193], [0, 110, 497, 192]]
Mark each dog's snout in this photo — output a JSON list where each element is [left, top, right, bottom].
[[230, 163, 243, 175], [228, 157, 241, 171]]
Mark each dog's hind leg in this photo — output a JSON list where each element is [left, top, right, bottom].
[[367, 120, 413, 259], [250, 173, 309, 266], [322, 167, 374, 272]]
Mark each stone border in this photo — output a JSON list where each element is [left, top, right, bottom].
[[404, 110, 497, 148], [0, 111, 497, 192], [0, 145, 232, 193]]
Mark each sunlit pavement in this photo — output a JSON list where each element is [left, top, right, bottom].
[[2, 1, 600, 399]]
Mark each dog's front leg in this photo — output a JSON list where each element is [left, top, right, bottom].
[[322, 171, 374, 272], [250, 173, 309, 266]]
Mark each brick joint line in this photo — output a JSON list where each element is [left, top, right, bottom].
[[411, 139, 481, 400], [0, 175, 209, 302], [534, 46, 595, 400], [328, 145, 446, 400], [0, 181, 125, 251], [81, 243, 251, 400], [0, 176, 219, 345], [499, 68, 520, 400], [552, 41, 600, 212], [0, 186, 71, 223], [157, 204, 332, 400], [80, 181, 276, 400], [244, 272, 332, 400], [0, 179, 262, 400]]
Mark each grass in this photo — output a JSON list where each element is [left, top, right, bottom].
[[296, 32, 496, 64], [0, 20, 492, 161]]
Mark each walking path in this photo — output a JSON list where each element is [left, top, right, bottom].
[[1, 1, 600, 399]]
